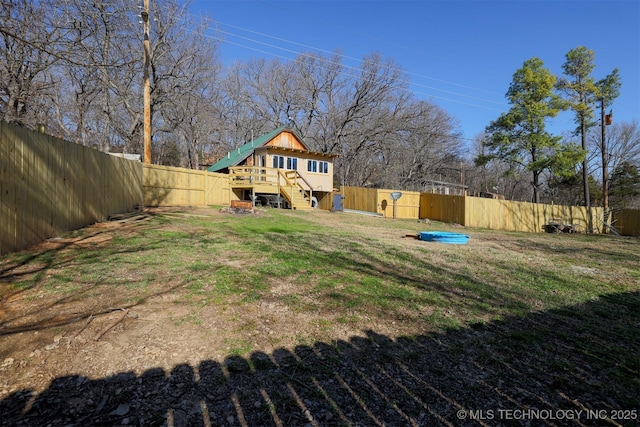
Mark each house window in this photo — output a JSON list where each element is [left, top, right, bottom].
[[273, 155, 297, 170], [287, 157, 297, 170], [308, 160, 328, 174], [273, 155, 284, 169], [319, 161, 329, 174], [307, 160, 317, 173]]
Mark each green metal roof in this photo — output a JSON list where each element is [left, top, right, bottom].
[[207, 126, 293, 172]]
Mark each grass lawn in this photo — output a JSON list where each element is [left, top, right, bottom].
[[1, 207, 638, 426]]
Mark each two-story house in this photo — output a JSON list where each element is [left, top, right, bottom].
[[208, 126, 337, 210]]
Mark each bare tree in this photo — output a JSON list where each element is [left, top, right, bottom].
[[0, 0, 62, 127], [467, 133, 531, 200], [592, 120, 640, 183], [40, 0, 135, 149], [292, 51, 344, 141], [0, 0, 226, 166], [2, 0, 464, 180], [396, 101, 463, 190], [217, 63, 264, 151], [320, 53, 408, 186], [214, 51, 463, 189], [149, 3, 220, 167]]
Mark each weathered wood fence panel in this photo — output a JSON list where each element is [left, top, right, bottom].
[[1, 122, 143, 255], [142, 164, 230, 207], [614, 209, 640, 236]]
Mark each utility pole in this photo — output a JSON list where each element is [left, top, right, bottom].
[[601, 100, 607, 211], [142, 0, 151, 164], [596, 68, 620, 230], [601, 101, 612, 210]]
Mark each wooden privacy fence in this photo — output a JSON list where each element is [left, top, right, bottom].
[[461, 195, 602, 234], [1, 122, 233, 255], [378, 189, 421, 219], [423, 192, 604, 233], [1, 122, 143, 255], [143, 164, 230, 207], [420, 194, 466, 225], [341, 186, 378, 214], [613, 209, 640, 236], [343, 187, 613, 234], [2, 120, 639, 255], [340, 186, 420, 219]]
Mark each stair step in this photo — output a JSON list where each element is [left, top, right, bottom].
[[280, 182, 313, 210]]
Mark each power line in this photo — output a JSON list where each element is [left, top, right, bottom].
[[176, 13, 508, 113], [179, 0, 510, 112], [216, 20, 505, 98], [217, 36, 503, 119], [213, 26, 507, 110], [168, 2, 640, 127]]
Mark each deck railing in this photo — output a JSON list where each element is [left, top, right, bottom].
[[280, 170, 313, 205], [228, 166, 314, 208], [228, 166, 279, 187]]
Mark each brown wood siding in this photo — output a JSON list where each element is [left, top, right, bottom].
[[266, 131, 306, 150], [614, 209, 640, 236]]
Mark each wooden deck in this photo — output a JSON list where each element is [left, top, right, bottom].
[[228, 166, 314, 210]]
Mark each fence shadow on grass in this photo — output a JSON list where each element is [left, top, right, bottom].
[[1, 291, 638, 426]]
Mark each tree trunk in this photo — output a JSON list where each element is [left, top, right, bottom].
[[581, 118, 593, 231], [601, 102, 609, 211]]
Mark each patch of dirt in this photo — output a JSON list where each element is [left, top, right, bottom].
[[1, 208, 638, 426]]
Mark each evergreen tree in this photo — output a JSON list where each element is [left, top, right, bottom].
[[476, 57, 583, 203], [556, 47, 599, 211]]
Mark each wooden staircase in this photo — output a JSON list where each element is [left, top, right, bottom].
[[227, 167, 316, 210], [278, 171, 314, 210], [280, 186, 312, 210]]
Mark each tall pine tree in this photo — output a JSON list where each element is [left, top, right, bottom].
[[477, 57, 583, 203]]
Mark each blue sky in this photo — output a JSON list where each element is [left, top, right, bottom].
[[187, 0, 639, 151]]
